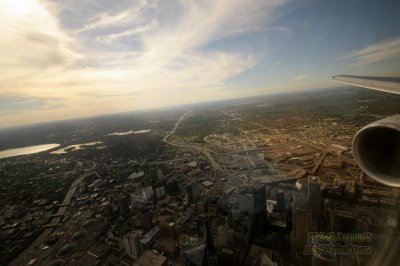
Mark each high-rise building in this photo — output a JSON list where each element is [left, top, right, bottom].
[[231, 206, 241, 220], [157, 169, 163, 179], [154, 183, 166, 199], [187, 180, 201, 204], [237, 192, 255, 215], [196, 213, 218, 266], [275, 189, 285, 212], [139, 208, 154, 231], [134, 250, 167, 266], [180, 234, 206, 266], [308, 176, 321, 225], [253, 183, 266, 214], [208, 197, 219, 217], [196, 197, 209, 214], [124, 232, 142, 259], [143, 186, 154, 202], [217, 224, 234, 248], [291, 191, 312, 265], [196, 214, 212, 245], [119, 195, 130, 217], [166, 179, 179, 195], [160, 222, 173, 239], [234, 227, 250, 249]]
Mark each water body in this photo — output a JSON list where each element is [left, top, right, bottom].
[[107, 129, 151, 136], [50, 141, 102, 154], [231, 101, 257, 106], [0, 144, 60, 159]]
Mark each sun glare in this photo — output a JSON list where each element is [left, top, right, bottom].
[[1, 0, 42, 17]]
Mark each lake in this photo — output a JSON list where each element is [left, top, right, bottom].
[[50, 141, 102, 154], [107, 129, 151, 136], [0, 144, 60, 159]]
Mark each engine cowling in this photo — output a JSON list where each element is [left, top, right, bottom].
[[352, 115, 400, 187]]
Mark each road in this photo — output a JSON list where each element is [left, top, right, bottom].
[[224, 147, 268, 154], [11, 163, 97, 266], [163, 112, 188, 142], [163, 112, 224, 177], [289, 133, 336, 175]]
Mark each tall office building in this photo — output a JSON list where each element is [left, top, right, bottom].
[[143, 186, 154, 201], [157, 169, 163, 179], [187, 180, 201, 204], [154, 182, 166, 199], [197, 213, 218, 266], [166, 179, 179, 195], [291, 191, 312, 265], [308, 176, 321, 225], [237, 191, 255, 215], [253, 182, 266, 214], [119, 195, 130, 217], [180, 234, 206, 266], [217, 224, 234, 248], [276, 189, 285, 212], [124, 232, 142, 259], [139, 208, 154, 231]]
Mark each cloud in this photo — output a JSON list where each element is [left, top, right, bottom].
[[74, 1, 148, 33], [293, 74, 311, 81], [340, 37, 400, 66], [0, 0, 288, 127], [0, 95, 65, 115], [96, 20, 159, 45], [0, 0, 81, 91], [267, 26, 293, 35]]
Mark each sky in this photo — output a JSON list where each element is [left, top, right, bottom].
[[0, 0, 399, 128]]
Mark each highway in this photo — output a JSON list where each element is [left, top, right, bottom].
[[163, 112, 189, 142], [163, 112, 224, 177], [11, 163, 97, 266], [224, 147, 268, 154]]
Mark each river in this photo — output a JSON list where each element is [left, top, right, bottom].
[[0, 144, 60, 159]]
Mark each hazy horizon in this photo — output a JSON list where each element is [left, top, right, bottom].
[[1, 0, 400, 128], [0, 85, 345, 130]]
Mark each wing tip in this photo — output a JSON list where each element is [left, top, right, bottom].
[[331, 75, 350, 82]]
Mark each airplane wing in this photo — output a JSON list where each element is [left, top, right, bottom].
[[331, 75, 400, 95]]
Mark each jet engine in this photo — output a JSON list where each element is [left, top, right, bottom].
[[352, 115, 400, 187]]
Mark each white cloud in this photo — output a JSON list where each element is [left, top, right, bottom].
[[340, 37, 400, 66], [75, 1, 148, 33], [0, 0, 80, 76], [96, 20, 159, 45], [0, 0, 288, 127], [293, 74, 311, 81]]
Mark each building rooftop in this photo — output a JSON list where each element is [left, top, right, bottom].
[[134, 251, 167, 266], [56, 243, 76, 257]]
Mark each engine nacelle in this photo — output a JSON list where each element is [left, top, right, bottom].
[[352, 115, 400, 187]]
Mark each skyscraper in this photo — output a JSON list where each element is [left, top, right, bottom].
[[143, 186, 154, 202], [166, 179, 179, 195], [154, 182, 166, 199], [187, 180, 201, 204], [276, 189, 285, 212], [124, 232, 142, 259], [253, 182, 266, 214], [196, 213, 218, 266], [119, 195, 130, 217], [139, 208, 154, 231], [308, 176, 321, 225], [291, 191, 312, 265], [237, 191, 255, 215]]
